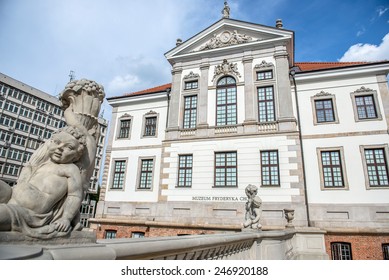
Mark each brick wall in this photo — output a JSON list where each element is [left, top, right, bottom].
[[325, 233, 389, 260], [96, 224, 218, 239]]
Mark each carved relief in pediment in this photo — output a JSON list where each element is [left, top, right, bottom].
[[199, 30, 253, 51], [212, 59, 241, 81]]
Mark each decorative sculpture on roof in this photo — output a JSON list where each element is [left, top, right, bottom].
[[222, 1, 230, 18], [212, 59, 241, 81], [243, 184, 262, 230], [0, 79, 105, 239]]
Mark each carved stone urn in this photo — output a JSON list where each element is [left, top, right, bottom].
[[284, 208, 295, 228]]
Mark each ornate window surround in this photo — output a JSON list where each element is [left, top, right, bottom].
[[135, 156, 156, 191], [316, 146, 349, 190], [116, 113, 133, 139], [141, 110, 159, 138], [211, 59, 242, 86], [359, 144, 389, 189], [310, 91, 339, 125], [350, 87, 382, 122], [253, 60, 278, 124], [109, 158, 128, 191], [183, 71, 200, 91], [254, 60, 275, 82]]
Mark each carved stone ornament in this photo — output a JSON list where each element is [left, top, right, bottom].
[[120, 113, 132, 119], [354, 86, 373, 93], [212, 59, 241, 81], [199, 30, 252, 51], [254, 60, 274, 69], [184, 71, 200, 80], [314, 90, 332, 97], [145, 110, 157, 115]]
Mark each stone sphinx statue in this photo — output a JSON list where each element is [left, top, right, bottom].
[[243, 184, 262, 230], [0, 79, 105, 239]]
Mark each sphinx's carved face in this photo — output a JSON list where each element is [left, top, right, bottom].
[[49, 131, 83, 164]]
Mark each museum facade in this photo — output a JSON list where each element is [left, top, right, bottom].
[[92, 15, 389, 259]]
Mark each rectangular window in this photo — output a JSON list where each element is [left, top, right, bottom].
[[144, 116, 157, 136], [178, 155, 193, 187], [112, 160, 126, 189], [215, 152, 237, 187], [104, 230, 117, 239], [383, 244, 389, 260], [118, 119, 131, 139], [355, 95, 377, 119], [321, 150, 344, 188], [184, 81, 198, 90], [364, 148, 389, 187], [256, 70, 273, 80], [183, 96, 197, 129], [138, 159, 154, 189], [315, 99, 335, 123], [258, 86, 275, 122], [132, 232, 145, 238], [331, 242, 352, 260], [216, 88, 237, 126], [261, 150, 280, 186]]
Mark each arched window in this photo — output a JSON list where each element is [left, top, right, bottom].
[[216, 76, 237, 126]]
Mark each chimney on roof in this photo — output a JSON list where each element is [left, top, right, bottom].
[[176, 38, 183, 46], [276, 19, 283, 28]]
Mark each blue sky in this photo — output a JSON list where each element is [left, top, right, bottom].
[[0, 0, 388, 118]]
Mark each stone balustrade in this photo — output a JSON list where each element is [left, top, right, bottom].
[[0, 228, 328, 260]]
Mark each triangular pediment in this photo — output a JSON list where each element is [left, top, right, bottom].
[[165, 18, 294, 63]]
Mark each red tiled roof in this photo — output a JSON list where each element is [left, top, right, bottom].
[[294, 62, 369, 72], [124, 83, 171, 96]]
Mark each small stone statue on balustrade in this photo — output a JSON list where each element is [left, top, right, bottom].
[[0, 79, 105, 239], [243, 184, 262, 230]]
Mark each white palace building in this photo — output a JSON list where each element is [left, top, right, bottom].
[[92, 5, 389, 259]]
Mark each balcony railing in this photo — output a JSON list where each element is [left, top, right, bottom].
[[0, 228, 329, 260], [215, 125, 238, 135], [258, 122, 278, 132]]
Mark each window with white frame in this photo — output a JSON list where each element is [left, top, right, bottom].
[[104, 230, 117, 239], [132, 232, 145, 238], [331, 242, 352, 260]]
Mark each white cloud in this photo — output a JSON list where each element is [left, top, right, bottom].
[[108, 74, 140, 95], [339, 33, 389, 62], [378, 7, 388, 17]]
